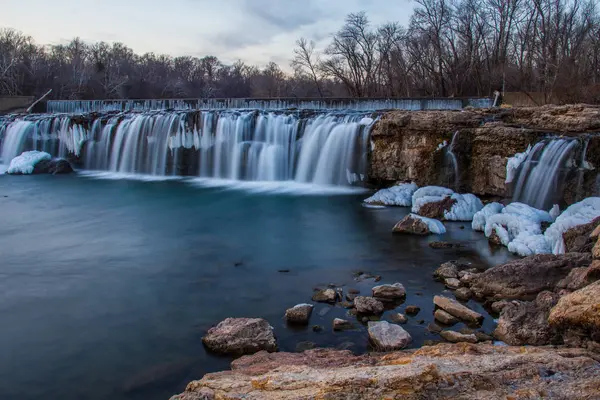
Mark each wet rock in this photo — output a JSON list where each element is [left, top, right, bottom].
[[32, 158, 74, 175], [389, 313, 408, 324], [454, 287, 473, 301], [490, 300, 512, 314], [433, 295, 483, 325], [556, 260, 600, 292], [202, 318, 277, 355], [563, 216, 600, 253], [312, 325, 323, 333], [340, 301, 354, 309], [295, 341, 316, 352], [444, 278, 462, 290], [429, 241, 464, 249], [368, 321, 412, 350], [285, 304, 313, 325], [434, 309, 459, 325], [417, 196, 456, 220], [336, 341, 356, 351], [549, 280, 600, 349], [332, 318, 354, 331], [474, 331, 494, 342], [427, 323, 443, 333], [312, 288, 337, 303], [459, 271, 478, 285], [434, 262, 458, 280], [469, 253, 592, 301], [458, 268, 479, 278], [345, 293, 357, 302], [494, 291, 561, 346], [354, 296, 384, 315], [348, 288, 360, 295], [392, 214, 435, 235], [404, 305, 420, 316], [317, 307, 331, 317], [439, 330, 478, 344], [372, 283, 406, 300]]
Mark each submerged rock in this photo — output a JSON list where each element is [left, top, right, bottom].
[[354, 296, 384, 315], [389, 313, 408, 324], [311, 288, 337, 303], [33, 158, 74, 174], [172, 343, 600, 400], [367, 321, 412, 350], [202, 318, 277, 355], [284, 304, 313, 325], [372, 283, 406, 301], [404, 305, 421, 316], [332, 318, 354, 331], [433, 295, 483, 325], [429, 241, 464, 249]]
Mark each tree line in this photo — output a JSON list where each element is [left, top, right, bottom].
[[1, 0, 599, 103]]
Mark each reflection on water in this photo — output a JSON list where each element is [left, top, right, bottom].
[[0, 174, 513, 400]]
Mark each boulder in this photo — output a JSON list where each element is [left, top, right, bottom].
[[445, 278, 461, 290], [367, 321, 412, 350], [372, 283, 406, 300], [332, 318, 354, 331], [556, 261, 600, 293], [454, 287, 473, 301], [439, 330, 478, 344], [593, 238, 600, 259], [32, 158, 74, 174], [493, 291, 560, 346], [312, 289, 337, 303], [416, 196, 457, 219], [392, 214, 431, 235], [563, 216, 600, 253], [549, 280, 600, 348], [354, 296, 384, 315], [284, 304, 313, 325], [468, 253, 592, 301], [433, 262, 458, 280], [433, 295, 483, 324], [202, 318, 277, 355], [434, 309, 458, 325]]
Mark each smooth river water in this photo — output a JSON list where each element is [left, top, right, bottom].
[[0, 173, 512, 400]]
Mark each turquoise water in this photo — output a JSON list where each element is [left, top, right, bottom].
[[0, 174, 511, 399]]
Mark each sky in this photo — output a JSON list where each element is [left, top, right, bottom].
[[0, 0, 416, 68]]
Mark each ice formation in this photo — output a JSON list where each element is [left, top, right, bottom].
[[6, 151, 51, 174], [472, 202, 505, 231], [411, 186, 454, 214], [411, 213, 447, 234], [363, 182, 418, 206], [505, 145, 532, 183], [544, 197, 600, 254]]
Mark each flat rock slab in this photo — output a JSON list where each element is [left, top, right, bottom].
[[439, 330, 478, 343], [434, 309, 459, 325], [368, 321, 412, 350], [434, 295, 483, 324], [202, 318, 277, 355]]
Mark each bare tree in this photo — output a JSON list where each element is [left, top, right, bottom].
[[291, 38, 324, 97]]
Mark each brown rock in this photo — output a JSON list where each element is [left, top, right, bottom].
[[556, 260, 600, 292], [590, 223, 600, 239], [311, 288, 337, 303], [433, 295, 483, 324], [202, 318, 277, 355], [354, 296, 384, 315], [563, 216, 600, 253], [284, 304, 313, 324], [392, 214, 436, 235], [173, 343, 600, 400], [332, 318, 354, 331], [469, 253, 592, 301], [389, 313, 408, 324], [493, 291, 561, 346], [404, 305, 421, 315], [444, 278, 461, 290], [434, 309, 458, 325], [593, 238, 600, 259], [372, 283, 406, 300], [429, 241, 463, 249], [433, 262, 458, 280], [439, 330, 478, 344], [416, 196, 456, 219], [549, 280, 600, 348], [490, 300, 512, 314], [454, 287, 473, 301], [368, 321, 412, 350]]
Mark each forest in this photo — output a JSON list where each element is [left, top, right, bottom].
[[1, 0, 599, 103]]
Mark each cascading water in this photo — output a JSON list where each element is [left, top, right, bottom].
[[512, 138, 579, 209], [445, 131, 460, 190], [0, 110, 372, 188]]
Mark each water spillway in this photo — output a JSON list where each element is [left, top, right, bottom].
[[0, 110, 372, 187]]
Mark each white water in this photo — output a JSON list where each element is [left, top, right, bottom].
[[0, 110, 372, 188], [512, 139, 579, 209], [445, 131, 460, 190]]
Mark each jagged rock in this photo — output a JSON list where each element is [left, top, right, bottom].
[[433, 295, 483, 324], [32, 158, 74, 174], [563, 216, 600, 253], [549, 280, 600, 349], [459, 271, 478, 285], [439, 330, 478, 344], [332, 318, 353, 331], [372, 283, 406, 300], [433, 262, 458, 280], [454, 287, 473, 301], [312, 288, 337, 303], [367, 321, 412, 350], [444, 278, 462, 289], [490, 300, 512, 314], [556, 261, 600, 293], [389, 313, 408, 324], [493, 291, 560, 346], [392, 214, 431, 235], [416, 196, 456, 219], [354, 296, 384, 315], [202, 318, 277, 355], [172, 342, 600, 400], [285, 304, 313, 325], [404, 305, 420, 315], [434, 309, 458, 325], [469, 253, 592, 301]]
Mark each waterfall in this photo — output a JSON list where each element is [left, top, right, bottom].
[[445, 131, 460, 190], [0, 110, 372, 187], [513, 138, 579, 209]]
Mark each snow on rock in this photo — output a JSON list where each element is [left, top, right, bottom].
[[6, 151, 51, 174], [545, 197, 600, 254], [485, 212, 542, 246], [364, 182, 418, 207], [508, 233, 552, 257], [359, 117, 374, 126], [472, 202, 505, 231], [411, 213, 446, 234], [444, 193, 484, 221], [411, 186, 454, 214], [503, 203, 554, 224], [550, 204, 561, 220], [505, 145, 531, 183]]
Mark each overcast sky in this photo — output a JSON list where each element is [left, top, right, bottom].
[[1, 0, 415, 68]]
